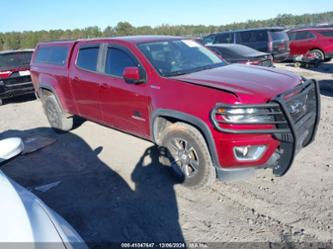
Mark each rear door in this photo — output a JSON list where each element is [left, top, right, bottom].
[[69, 43, 103, 122], [290, 31, 317, 55], [98, 43, 150, 138]]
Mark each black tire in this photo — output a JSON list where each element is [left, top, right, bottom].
[[160, 122, 216, 189], [323, 58, 331, 62], [43, 94, 73, 132], [310, 49, 325, 61]]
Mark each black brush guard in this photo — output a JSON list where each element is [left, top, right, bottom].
[[211, 79, 321, 176]]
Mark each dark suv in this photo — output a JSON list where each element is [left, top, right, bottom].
[[0, 49, 34, 105], [203, 28, 290, 62]]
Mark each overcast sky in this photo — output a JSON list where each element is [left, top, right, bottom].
[[1, 0, 332, 32]]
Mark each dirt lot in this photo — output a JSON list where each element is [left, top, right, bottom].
[[0, 62, 333, 247]]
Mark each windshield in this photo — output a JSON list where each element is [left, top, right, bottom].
[[138, 39, 225, 77], [270, 31, 289, 41], [0, 52, 33, 71]]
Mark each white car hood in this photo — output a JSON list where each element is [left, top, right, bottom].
[[0, 170, 63, 243], [0, 171, 87, 248]]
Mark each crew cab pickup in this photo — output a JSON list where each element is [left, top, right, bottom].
[[30, 36, 320, 188]]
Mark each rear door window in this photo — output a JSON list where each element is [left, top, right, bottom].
[[295, 31, 316, 40], [238, 31, 252, 43], [76, 46, 99, 71], [216, 33, 234, 43], [238, 30, 268, 43], [253, 30, 268, 42], [105, 47, 137, 77]]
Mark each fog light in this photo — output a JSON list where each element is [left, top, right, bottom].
[[233, 145, 267, 161]]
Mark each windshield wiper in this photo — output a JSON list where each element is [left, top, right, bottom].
[[163, 63, 224, 77], [163, 71, 189, 77], [191, 63, 224, 73]]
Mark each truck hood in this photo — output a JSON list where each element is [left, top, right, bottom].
[[172, 64, 303, 103]]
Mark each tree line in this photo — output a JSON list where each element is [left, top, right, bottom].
[[1, 11, 333, 51]]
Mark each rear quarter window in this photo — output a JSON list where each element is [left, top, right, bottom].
[[34, 46, 69, 66], [317, 30, 333, 37]]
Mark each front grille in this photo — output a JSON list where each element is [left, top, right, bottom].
[[285, 84, 317, 123]]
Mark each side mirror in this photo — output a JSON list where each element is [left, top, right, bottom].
[[0, 138, 24, 163], [123, 66, 145, 84]]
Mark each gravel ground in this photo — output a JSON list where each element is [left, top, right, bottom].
[[0, 61, 332, 248]]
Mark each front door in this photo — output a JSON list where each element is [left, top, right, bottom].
[[99, 44, 151, 139]]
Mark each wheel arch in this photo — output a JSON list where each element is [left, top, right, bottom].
[[151, 109, 220, 167], [38, 84, 66, 113], [309, 48, 325, 57]]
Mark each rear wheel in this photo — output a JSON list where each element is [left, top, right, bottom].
[[42, 94, 73, 132], [310, 49, 325, 61], [160, 122, 216, 189]]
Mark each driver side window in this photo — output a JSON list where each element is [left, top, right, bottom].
[[105, 47, 137, 77]]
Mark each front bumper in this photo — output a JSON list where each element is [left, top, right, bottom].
[[211, 79, 320, 177], [0, 77, 34, 99]]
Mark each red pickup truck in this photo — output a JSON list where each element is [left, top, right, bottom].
[[30, 36, 320, 188]]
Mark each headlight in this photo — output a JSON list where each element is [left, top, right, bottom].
[[216, 107, 277, 124]]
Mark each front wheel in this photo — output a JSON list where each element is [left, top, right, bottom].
[[160, 122, 216, 189]]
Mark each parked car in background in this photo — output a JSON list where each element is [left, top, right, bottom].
[[0, 49, 34, 105], [0, 137, 87, 248], [30, 36, 320, 188], [287, 28, 333, 61], [207, 44, 273, 67], [203, 28, 290, 62]]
